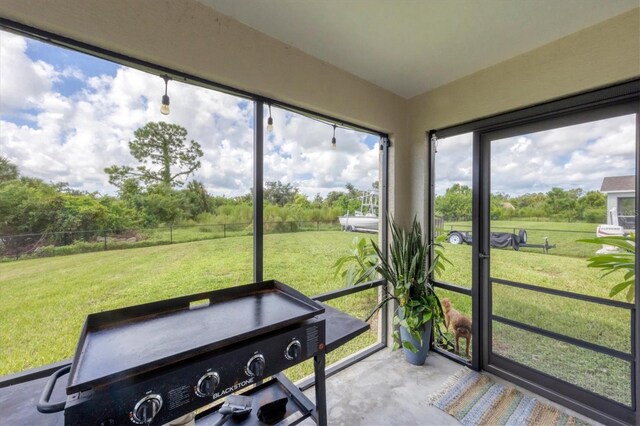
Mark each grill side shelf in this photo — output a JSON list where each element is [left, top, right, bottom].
[[317, 303, 369, 354]]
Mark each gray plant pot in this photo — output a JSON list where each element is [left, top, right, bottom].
[[399, 320, 432, 366]]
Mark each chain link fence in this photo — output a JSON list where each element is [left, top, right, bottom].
[[0, 220, 343, 261]]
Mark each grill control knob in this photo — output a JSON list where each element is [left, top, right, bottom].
[[196, 371, 220, 397], [245, 353, 265, 378], [131, 394, 162, 424], [285, 340, 302, 361]]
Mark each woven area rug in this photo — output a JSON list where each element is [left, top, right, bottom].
[[428, 368, 591, 426]]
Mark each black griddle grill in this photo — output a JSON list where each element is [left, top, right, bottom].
[[39, 280, 330, 426], [68, 280, 324, 393]]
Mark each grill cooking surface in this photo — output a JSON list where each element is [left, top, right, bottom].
[[68, 282, 323, 393]]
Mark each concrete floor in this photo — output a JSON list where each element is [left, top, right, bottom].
[[303, 349, 462, 425], [303, 349, 601, 426]]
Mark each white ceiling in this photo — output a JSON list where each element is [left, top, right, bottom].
[[198, 0, 638, 99]]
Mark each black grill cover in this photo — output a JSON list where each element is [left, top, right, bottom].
[[490, 232, 519, 250]]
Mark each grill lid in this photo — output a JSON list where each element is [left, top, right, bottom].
[[66, 280, 324, 393]]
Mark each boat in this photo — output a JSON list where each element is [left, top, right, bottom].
[[339, 191, 379, 233]]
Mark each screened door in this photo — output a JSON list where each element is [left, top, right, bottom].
[[479, 103, 638, 424]]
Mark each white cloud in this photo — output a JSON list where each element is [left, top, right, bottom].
[[434, 114, 636, 196], [0, 31, 55, 114], [265, 108, 379, 196], [0, 32, 379, 199], [434, 133, 473, 195], [509, 137, 530, 153], [489, 114, 636, 195]]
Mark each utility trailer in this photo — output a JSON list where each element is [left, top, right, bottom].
[[446, 229, 556, 254]]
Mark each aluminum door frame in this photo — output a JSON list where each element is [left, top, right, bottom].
[[475, 101, 638, 426]]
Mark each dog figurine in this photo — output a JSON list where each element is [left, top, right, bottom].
[[441, 298, 472, 357]]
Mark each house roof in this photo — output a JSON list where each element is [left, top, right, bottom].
[[600, 176, 636, 192]]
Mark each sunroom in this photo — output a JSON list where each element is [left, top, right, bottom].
[[0, 1, 638, 425]]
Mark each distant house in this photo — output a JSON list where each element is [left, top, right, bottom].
[[600, 176, 636, 230]]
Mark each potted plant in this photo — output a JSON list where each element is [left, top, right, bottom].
[[369, 216, 449, 365]]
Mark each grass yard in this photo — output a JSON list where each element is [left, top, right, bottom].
[[434, 230, 633, 406], [0, 231, 378, 380], [144, 221, 342, 245], [4, 222, 342, 261], [0, 222, 634, 405]]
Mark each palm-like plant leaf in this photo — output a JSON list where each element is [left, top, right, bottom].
[[332, 236, 378, 286], [578, 234, 635, 302], [333, 216, 450, 351], [370, 216, 449, 351]]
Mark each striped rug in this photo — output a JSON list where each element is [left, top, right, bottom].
[[428, 368, 592, 426]]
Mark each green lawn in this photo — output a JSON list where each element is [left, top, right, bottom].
[[3, 221, 342, 261], [0, 231, 377, 379], [434, 229, 633, 406], [0, 223, 634, 405]]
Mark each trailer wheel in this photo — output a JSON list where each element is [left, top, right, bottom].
[[346, 225, 356, 232], [518, 229, 528, 244], [448, 232, 464, 245]]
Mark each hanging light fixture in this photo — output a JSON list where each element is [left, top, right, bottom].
[[331, 124, 337, 150], [160, 75, 171, 115], [267, 104, 274, 132]]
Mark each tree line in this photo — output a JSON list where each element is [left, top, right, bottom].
[[435, 183, 607, 222], [0, 122, 373, 237]]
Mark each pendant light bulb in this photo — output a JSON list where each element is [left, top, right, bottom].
[[331, 125, 337, 150], [160, 75, 170, 115], [267, 105, 273, 132], [160, 95, 170, 115]]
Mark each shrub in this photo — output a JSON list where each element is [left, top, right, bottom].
[[582, 208, 606, 223]]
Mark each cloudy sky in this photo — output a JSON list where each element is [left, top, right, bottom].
[[1, 30, 635, 200], [435, 114, 636, 196], [0, 30, 380, 198]]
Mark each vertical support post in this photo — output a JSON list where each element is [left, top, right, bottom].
[[380, 135, 390, 346], [427, 131, 436, 241], [170, 224, 173, 244], [313, 352, 327, 426], [223, 223, 226, 238], [634, 111, 639, 426], [426, 130, 436, 350], [103, 230, 107, 251], [254, 102, 264, 282], [317, 221, 319, 231], [471, 130, 486, 372], [313, 321, 328, 426]]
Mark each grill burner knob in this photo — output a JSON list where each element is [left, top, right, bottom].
[[285, 340, 302, 361], [196, 372, 220, 397], [131, 394, 162, 424], [246, 353, 266, 378]]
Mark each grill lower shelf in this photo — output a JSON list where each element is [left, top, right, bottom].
[[195, 374, 315, 425]]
